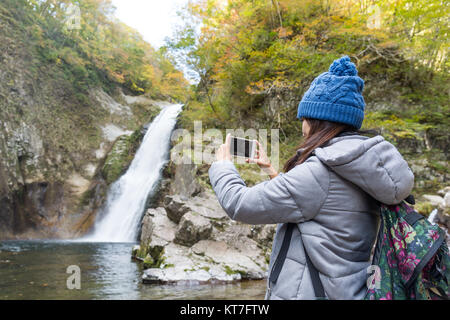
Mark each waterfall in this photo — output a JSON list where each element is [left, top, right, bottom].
[[84, 103, 183, 242]]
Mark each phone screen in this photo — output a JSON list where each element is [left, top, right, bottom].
[[230, 137, 254, 158]]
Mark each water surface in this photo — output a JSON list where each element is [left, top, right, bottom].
[[0, 241, 266, 300]]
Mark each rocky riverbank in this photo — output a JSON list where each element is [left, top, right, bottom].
[[133, 192, 275, 284], [131, 160, 275, 284]]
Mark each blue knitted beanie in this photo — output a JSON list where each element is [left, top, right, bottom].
[[297, 56, 365, 129]]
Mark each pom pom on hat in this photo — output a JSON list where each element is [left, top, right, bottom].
[[329, 56, 358, 76]]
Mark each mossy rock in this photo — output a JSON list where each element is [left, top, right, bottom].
[[149, 244, 165, 262], [101, 129, 144, 184], [143, 254, 155, 269], [131, 245, 141, 259], [223, 265, 246, 276], [141, 246, 166, 269], [136, 245, 149, 260]]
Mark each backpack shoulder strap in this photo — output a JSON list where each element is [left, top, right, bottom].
[[269, 223, 295, 286], [269, 223, 326, 299], [302, 236, 326, 298]]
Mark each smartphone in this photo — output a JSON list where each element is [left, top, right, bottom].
[[229, 136, 256, 159]]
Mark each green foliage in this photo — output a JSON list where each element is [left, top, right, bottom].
[[2, 0, 188, 99], [168, 0, 448, 132], [363, 111, 432, 141], [374, 0, 449, 71]]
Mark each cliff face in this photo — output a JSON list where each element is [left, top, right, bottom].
[[0, 74, 163, 239]]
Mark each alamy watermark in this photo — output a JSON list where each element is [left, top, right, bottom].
[[66, 265, 81, 290], [367, 265, 381, 290], [367, 4, 381, 30], [170, 121, 280, 174], [64, 3, 81, 31]]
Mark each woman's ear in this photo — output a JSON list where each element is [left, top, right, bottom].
[[302, 119, 310, 137]]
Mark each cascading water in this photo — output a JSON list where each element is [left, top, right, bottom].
[[84, 103, 183, 242]]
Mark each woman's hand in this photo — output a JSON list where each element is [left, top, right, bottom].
[[246, 141, 278, 179], [215, 134, 232, 162]]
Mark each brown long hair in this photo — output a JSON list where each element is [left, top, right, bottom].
[[283, 118, 353, 172]]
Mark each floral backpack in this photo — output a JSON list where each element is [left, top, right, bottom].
[[365, 198, 450, 300]]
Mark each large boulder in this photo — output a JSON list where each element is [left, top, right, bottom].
[[164, 192, 228, 223], [141, 238, 266, 284], [135, 207, 177, 267], [174, 212, 212, 246], [191, 240, 266, 279], [164, 195, 189, 223], [423, 194, 445, 207], [142, 243, 241, 284]]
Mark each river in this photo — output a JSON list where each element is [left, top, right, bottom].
[[0, 240, 266, 300]]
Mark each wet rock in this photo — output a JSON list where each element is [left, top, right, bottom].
[[174, 212, 212, 247], [11, 181, 65, 234]]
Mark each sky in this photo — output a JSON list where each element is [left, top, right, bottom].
[[111, 0, 190, 49]]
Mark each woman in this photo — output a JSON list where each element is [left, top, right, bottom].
[[208, 56, 414, 300]]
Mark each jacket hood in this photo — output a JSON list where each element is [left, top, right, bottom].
[[314, 134, 414, 205]]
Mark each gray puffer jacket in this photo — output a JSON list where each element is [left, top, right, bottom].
[[208, 134, 414, 300]]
